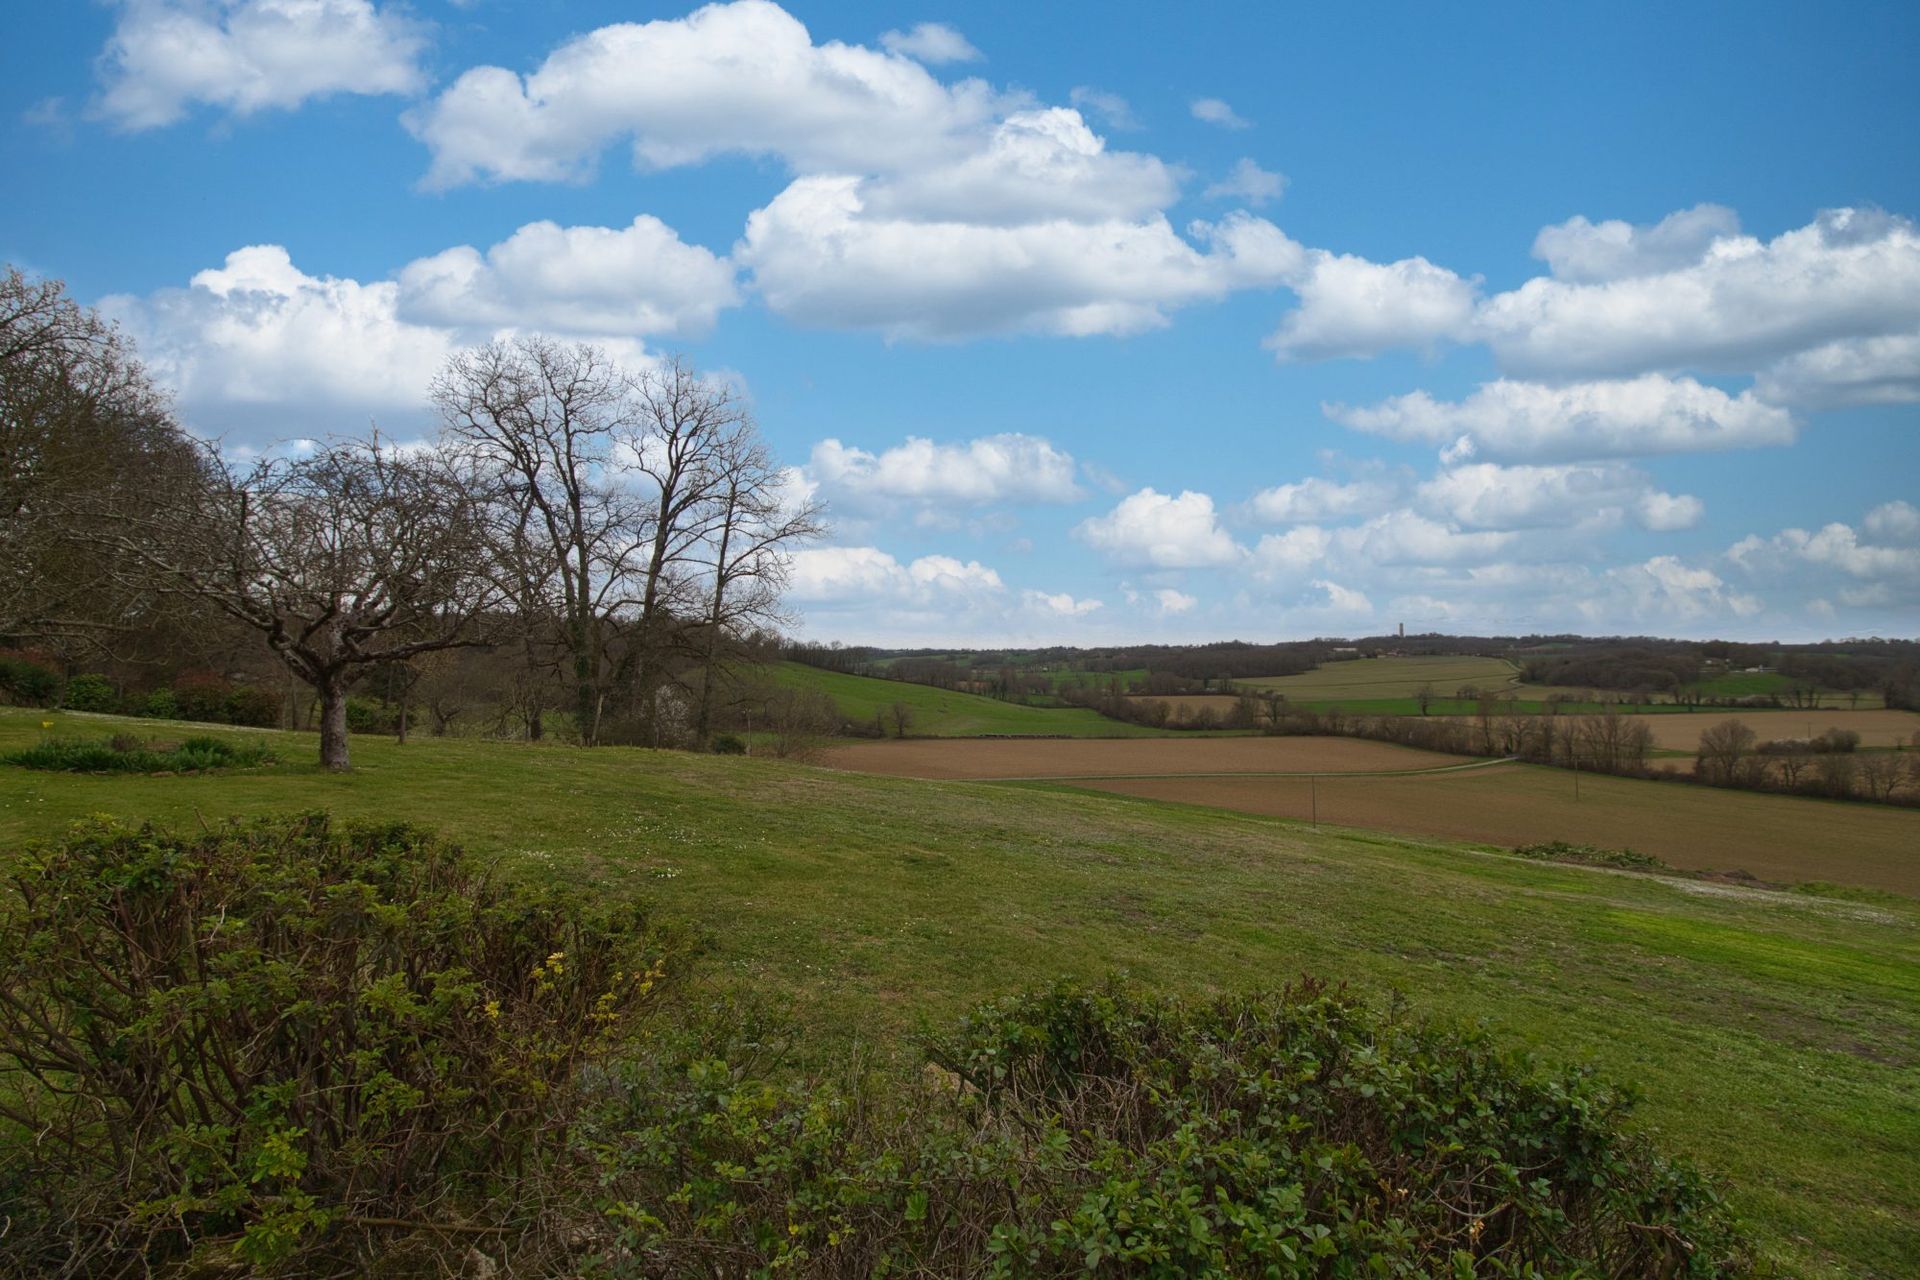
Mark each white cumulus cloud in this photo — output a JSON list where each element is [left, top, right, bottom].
[[878, 21, 981, 64], [96, 0, 427, 130], [1329, 374, 1795, 462], [1190, 97, 1249, 129], [1076, 488, 1243, 568]]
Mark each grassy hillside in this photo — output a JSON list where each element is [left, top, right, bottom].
[[1237, 655, 1523, 701], [1, 708, 1916, 1277], [768, 661, 1189, 737]]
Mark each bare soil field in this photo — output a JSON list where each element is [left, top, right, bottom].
[[818, 736, 1472, 780], [1071, 764, 1920, 896]]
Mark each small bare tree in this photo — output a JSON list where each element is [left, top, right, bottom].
[[96, 438, 501, 770], [1695, 718, 1756, 787]]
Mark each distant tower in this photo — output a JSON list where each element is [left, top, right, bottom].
[[1398, 622, 1405, 638]]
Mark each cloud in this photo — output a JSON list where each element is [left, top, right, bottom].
[[1204, 158, 1286, 206], [1024, 588, 1104, 617], [396, 215, 739, 336], [1530, 204, 1740, 283], [1753, 330, 1920, 408], [1415, 462, 1702, 532], [1265, 250, 1479, 361], [784, 544, 1111, 643], [1190, 97, 1249, 129], [1068, 85, 1138, 131], [1729, 521, 1920, 582], [1309, 579, 1372, 615], [98, 227, 720, 433], [738, 180, 1300, 339], [101, 244, 459, 428], [1076, 488, 1243, 568], [1329, 374, 1795, 461], [1591, 557, 1761, 624], [1152, 588, 1196, 615], [1864, 500, 1920, 543], [804, 434, 1083, 510], [878, 21, 980, 64], [96, 0, 427, 131], [406, 0, 1004, 188], [1245, 476, 1398, 523], [1480, 207, 1920, 379]]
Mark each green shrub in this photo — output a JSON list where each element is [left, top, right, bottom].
[[60, 673, 117, 712], [4, 733, 276, 773], [172, 671, 236, 722], [710, 733, 747, 754], [345, 695, 398, 734], [226, 683, 282, 727], [591, 980, 1749, 1278], [0, 649, 60, 706], [142, 685, 179, 718], [0, 814, 677, 1276]]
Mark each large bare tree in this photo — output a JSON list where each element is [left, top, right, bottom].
[[433, 339, 652, 745], [95, 437, 502, 770], [692, 432, 825, 743], [1, 265, 201, 643]]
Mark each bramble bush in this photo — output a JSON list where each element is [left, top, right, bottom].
[[0, 814, 678, 1276], [0, 817, 1751, 1278], [589, 980, 1751, 1278]]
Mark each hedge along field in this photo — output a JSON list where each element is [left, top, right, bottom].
[[0, 709, 1916, 1277]]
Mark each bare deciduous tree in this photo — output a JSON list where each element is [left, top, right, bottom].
[[95, 438, 501, 770]]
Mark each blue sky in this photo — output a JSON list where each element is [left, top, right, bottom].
[[4, 0, 1917, 645]]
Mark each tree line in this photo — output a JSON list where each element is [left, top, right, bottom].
[[1, 266, 824, 769]]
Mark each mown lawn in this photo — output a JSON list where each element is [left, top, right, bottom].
[[1, 708, 1916, 1277]]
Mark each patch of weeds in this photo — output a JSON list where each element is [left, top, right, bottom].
[[4, 734, 276, 774], [1512, 840, 1674, 873]]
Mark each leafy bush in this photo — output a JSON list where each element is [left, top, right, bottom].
[[142, 685, 179, 718], [0, 649, 60, 706], [345, 695, 398, 734], [171, 671, 237, 722], [225, 682, 282, 727], [0, 814, 677, 1276], [4, 733, 276, 773], [1512, 840, 1673, 873], [709, 732, 747, 754], [60, 673, 117, 712], [591, 980, 1749, 1277]]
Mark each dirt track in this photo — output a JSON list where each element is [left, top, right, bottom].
[[1073, 766, 1920, 896], [818, 736, 1470, 780]]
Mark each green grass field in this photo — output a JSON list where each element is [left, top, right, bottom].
[[0, 707, 1914, 1276], [1236, 655, 1524, 701], [768, 662, 1197, 736]]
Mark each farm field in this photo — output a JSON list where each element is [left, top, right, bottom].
[[1620, 708, 1920, 750], [767, 662, 1197, 737], [1237, 654, 1521, 699], [818, 735, 1472, 779], [1065, 762, 1920, 896], [1122, 693, 1245, 715], [0, 707, 1916, 1276]]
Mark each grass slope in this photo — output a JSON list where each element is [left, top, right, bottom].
[[769, 662, 1189, 737], [0, 709, 1915, 1277]]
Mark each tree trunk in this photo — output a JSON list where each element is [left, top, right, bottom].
[[396, 697, 409, 745], [318, 678, 351, 771]]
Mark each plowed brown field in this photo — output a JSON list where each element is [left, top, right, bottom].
[[817, 736, 1471, 779], [1624, 708, 1920, 750], [1072, 764, 1920, 895]]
